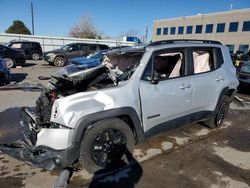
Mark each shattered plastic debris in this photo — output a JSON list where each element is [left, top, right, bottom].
[[230, 96, 250, 110]]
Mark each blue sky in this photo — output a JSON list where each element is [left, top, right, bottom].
[[0, 0, 250, 39]]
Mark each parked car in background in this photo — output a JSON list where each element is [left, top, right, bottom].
[[0, 44, 26, 68], [69, 50, 108, 67], [7, 40, 43, 61], [0, 58, 10, 86], [43, 43, 109, 67], [238, 61, 250, 90]]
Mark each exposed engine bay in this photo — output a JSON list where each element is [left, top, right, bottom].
[[35, 48, 144, 129]]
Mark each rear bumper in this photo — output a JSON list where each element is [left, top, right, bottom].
[[0, 107, 80, 170]]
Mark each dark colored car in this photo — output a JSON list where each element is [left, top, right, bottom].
[[0, 45, 26, 68], [238, 61, 250, 90], [8, 41, 43, 61], [0, 58, 10, 86], [43, 43, 109, 67], [69, 50, 108, 67]]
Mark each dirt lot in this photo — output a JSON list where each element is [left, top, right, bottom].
[[0, 61, 250, 188]]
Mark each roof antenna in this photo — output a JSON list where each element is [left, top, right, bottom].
[[230, 3, 233, 11]]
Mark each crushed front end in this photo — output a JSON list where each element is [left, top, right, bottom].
[[0, 65, 116, 170]]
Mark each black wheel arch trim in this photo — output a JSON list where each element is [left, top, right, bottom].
[[72, 107, 145, 144], [215, 87, 235, 111]]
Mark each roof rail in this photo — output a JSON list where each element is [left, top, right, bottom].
[[148, 39, 222, 46]]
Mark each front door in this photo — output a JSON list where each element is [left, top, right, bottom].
[[139, 48, 193, 132]]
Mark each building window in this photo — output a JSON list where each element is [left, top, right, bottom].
[[226, 45, 235, 53], [242, 21, 250, 31], [205, 24, 213, 33], [195, 25, 203, 34], [178, 26, 184, 34], [239, 45, 249, 54], [229, 22, 238, 32], [216, 23, 225, 33], [156, 28, 161, 35], [163, 27, 168, 35], [186, 26, 193, 34], [170, 27, 176, 35]]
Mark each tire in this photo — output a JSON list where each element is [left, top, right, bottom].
[[54, 56, 66, 67], [203, 95, 230, 129], [31, 53, 40, 61], [79, 118, 135, 173], [4, 57, 15, 68]]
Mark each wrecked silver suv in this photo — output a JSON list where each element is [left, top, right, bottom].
[[1, 40, 239, 172]]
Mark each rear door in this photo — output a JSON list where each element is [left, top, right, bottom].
[[139, 48, 194, 132], [190, 47, 225, 114], [79, 44, 91, 57]]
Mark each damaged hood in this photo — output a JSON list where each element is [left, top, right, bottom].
[[50, 64, 117, 83]]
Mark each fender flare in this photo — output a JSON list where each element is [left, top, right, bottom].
[[215, 87, 235, 112], [72, 107, 145, 144]]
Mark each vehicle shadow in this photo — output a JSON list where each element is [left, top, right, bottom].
[[10, 73, 28, 83], [22, 62, 37, 67], [87, 149, 143, 188]]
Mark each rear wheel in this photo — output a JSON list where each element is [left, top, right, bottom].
[[31, 53, 40, 61], [4, 57, 15, 68], [79, 118, 134, 173], [203, 95, 230, 129], [54, 56, 66, 67]]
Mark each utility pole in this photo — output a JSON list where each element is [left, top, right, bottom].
[[145, 26, 148, 40], [31, 2, 35, 35]]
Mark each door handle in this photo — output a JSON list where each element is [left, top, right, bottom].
[[180, 83, 192, 89], [216, 76, 225, 82]]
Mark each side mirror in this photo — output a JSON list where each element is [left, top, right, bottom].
[[150, 76, 159, 84], [68, 47, 73, 52]]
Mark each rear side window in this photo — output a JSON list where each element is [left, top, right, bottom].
[[88, 44, 97, 51], [192, 48, 223, 74], [23, 43, 33, 49], [80, 44, 90, 51]]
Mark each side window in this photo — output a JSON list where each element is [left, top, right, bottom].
[[192, 49, 215, 74], [142, 50, 185, 81], [154, 51, 184, 80], [11, 43, 22, 49], [71, 44, 79, 51], [89, 44, 97, 51], [80, 44, 90, 51], [23, 43, 32, 49]]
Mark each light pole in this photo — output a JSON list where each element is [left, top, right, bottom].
[[31, 2, 35, 35]]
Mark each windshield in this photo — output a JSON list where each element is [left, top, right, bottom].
[[103, 51, 144, 81]]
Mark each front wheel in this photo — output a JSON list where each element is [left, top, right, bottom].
[[4, 57, 15, 68], [79, 118, 134, 173], [203, 95, 230, 129], [54, 56, 66, 67]]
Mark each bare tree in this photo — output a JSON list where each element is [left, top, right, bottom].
[[69, 16, 102, 39], [119, 29, 139, 37]]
